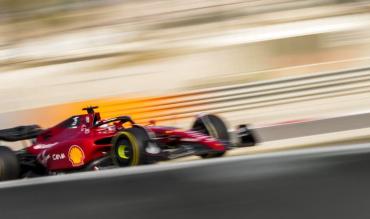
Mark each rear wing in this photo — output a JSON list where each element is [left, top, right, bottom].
[[0, 125, 43, 142]]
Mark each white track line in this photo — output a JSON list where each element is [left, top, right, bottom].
[[1, 142, 370, 189]]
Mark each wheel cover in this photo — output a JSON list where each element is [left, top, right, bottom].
[[117, 145, 129, 159]]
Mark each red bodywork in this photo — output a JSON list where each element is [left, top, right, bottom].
[[26, 112, 226, 171]]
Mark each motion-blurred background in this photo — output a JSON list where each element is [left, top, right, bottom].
[[1, 0, 370, 133]]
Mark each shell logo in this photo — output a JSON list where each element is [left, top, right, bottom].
[[68, 145, 85, 166]]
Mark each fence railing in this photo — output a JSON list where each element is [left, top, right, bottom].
[[98, 66, 370, 126]]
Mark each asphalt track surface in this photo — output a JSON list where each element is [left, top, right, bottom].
[[2, 144, 370, 219]]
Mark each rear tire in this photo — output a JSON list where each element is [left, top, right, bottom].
[[111, 127, 150, 167], [0, 146, 20, 181], [192, 114, 229, 158]]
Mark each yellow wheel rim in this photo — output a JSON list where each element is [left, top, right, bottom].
[[113, 131, 140, 166], [117, 145, 129, 159]]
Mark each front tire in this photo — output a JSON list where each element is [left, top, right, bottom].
[[192, 114, 229, 158], [0, 146, 20, 181], [111, 127, 149, 167]]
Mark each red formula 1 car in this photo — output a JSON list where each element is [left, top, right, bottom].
[[0, 106, 257, 181]]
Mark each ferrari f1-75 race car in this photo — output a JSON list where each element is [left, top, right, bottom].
[[0, 106, 257, 181]]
